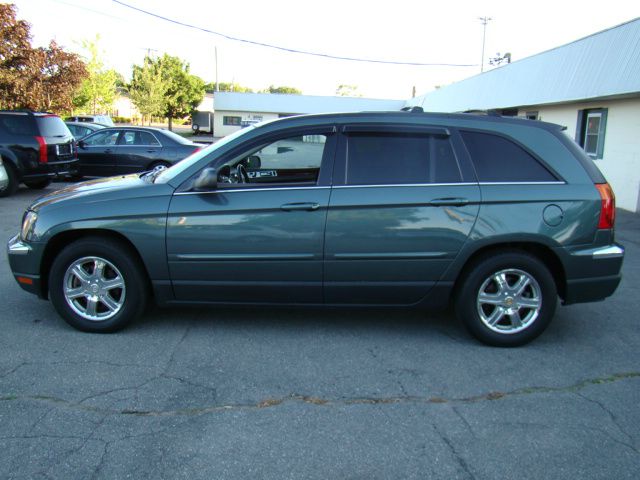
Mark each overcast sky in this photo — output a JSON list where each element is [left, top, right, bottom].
[[11, 0, 640, 99]]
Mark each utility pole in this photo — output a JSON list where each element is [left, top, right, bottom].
[[214, 46, 219, 93], [479, 16, 492, 73]]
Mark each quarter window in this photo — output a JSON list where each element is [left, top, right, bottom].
[[460, 130, 556, 182], [345, 133, 461, 185], [223, 116, 241, 126]]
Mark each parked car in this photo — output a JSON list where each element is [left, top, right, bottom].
[[75, 127, 201, 178], [64, 115, 114, 127], [0, 156, 8, 193], [7, 111, 624, 346], [65, 121, 106, 140], [0, 110, 78, 197]]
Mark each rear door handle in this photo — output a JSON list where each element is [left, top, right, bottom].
[[280, 202, 320, 211], [429, 197, 469, 206]]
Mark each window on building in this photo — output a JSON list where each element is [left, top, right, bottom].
[[525, 111, 539, 121], [223, 116, 241, 126], [576, 108, 607, 159], [345, 133, 462, 185], [460, 130, 556, 182]]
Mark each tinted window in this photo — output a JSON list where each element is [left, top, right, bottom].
[[36, 116, 71, 137], [83, 130, 120, 146], [345, 133, 461, 185], [460, 131, 555, 182], [121, 131, 160, 146], [0, 115, 36, 135]]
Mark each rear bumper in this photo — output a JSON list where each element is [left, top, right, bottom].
[[562, 244, 624, 304], [22, 159, 79, 180]]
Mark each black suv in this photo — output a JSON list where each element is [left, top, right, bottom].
[[0, 111, 78, 197]]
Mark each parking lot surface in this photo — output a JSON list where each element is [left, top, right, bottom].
[[1, 183, 639, 479]]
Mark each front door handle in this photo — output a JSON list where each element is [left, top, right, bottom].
[[429, 197, 469, 207], [280, 202, 320, 211]]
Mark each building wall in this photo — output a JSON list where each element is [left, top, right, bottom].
[[518, 97, 640, 212], [214, 111, 280, 137]]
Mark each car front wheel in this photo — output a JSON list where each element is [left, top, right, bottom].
[[455, 251, 557, 347], [49, 237, 148, 332]]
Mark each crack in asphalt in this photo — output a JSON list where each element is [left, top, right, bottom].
[[1, 371, 638, 418], [433, 423, 477, 480]]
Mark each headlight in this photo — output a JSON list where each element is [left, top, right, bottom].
[[20, 211, 38, 241]]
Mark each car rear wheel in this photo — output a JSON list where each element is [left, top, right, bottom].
[[49, 237, 148, 332], [455, 251, 557, 347], [24, 178, 51, 189], [149, 161, 171, 171]]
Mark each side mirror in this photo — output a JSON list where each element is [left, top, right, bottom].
[[77, 140, 86, 149], [193, 167, 218, 191], [246, 155, 261, 169]]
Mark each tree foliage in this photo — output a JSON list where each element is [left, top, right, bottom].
[[129, 54, 205, 129], [0, 4, 86, 111], [336, 84, 362, 97], [129, 56, 165, 123], [204, 81, 253, 93], [261, 85, 302, 95], [157, 54, 205, 130], [73, 38, 118, 114]]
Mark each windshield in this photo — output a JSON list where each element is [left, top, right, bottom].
[[154, 125, 258, 183]]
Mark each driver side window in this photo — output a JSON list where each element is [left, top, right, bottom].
[[219, 134, 328, 187]]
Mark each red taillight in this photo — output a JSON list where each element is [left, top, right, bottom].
[[595, 183, 615, 229], [35, 136, 48, 163]]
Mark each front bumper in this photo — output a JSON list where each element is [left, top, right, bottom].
[[7, 234, 43, 297], [562, 243, 624, 304]]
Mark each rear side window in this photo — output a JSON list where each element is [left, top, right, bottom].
[[0, 114, 36, 135], [345, 133, 461, 185], [460, 130, 556, 182], [36, 116, 71, 137]]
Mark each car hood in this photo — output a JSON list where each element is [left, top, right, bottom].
[[29, 175, 153, 212]]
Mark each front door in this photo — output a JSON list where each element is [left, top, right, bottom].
[[166, 127, 336, 304], [78, 130, 120, 177]]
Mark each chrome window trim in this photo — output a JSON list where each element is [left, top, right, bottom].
[[478, 181, 566, 185], [333, 183, 476, 189], [174, 186, 331, 195]]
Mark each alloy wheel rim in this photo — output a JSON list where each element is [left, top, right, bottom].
[[476, 268, 542, 334], [63, 256, 126, 321]]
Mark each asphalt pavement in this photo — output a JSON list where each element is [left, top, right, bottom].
[[1, 183, 639, 479]]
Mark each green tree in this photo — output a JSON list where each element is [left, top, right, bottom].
[[73, 37, 118, 114], [204, 81, 253, 93], [336, 84, 362, 97], [261, 85, 302, 94], [129, 56, 165, 125], [156, 54, 205, 130]]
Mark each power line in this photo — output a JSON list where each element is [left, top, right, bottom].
[[111, 0, 478, 68]]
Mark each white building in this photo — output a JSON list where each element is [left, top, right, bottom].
[[405, 18, 640, 212], [213, 92, 404, 137]]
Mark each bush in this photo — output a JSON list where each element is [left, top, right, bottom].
[[113, 116, 131, 124]]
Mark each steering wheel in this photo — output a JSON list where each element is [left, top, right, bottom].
[[236, 164, 249, 183]]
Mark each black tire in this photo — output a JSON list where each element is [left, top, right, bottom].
[[454, 251, 557, 347], [48, 237, 148, 333], [0, 162, 19, 197], [24, 178, 51, 189]]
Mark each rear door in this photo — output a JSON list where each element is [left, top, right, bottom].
[[117, 130, 162, 174], [324, 124, 481, 305]]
